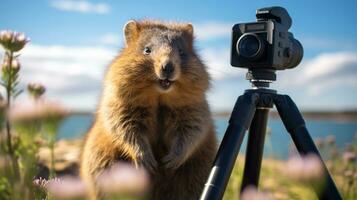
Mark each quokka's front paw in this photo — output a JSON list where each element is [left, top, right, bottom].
[[137, 151, 158, 173], [162, 150, 186, 170]]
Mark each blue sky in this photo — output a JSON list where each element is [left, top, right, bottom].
[[1, 0, 357, 112]]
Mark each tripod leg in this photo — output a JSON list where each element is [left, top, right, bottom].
[[200, 92, 259, 200], [274, 94, 342, 200], [240, 108, 269, 192]]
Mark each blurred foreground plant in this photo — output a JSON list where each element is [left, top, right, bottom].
[[284, 153, 325, 196], [33, 162, 149, 200], [11, 98, 69, 180], [240, 186, 275, 200], [0, 30, 70, 200], [97, 162, 149, 199], [0, 30, 29, 183]]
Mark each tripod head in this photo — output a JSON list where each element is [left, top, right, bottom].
[[246, 69, 276, 88]]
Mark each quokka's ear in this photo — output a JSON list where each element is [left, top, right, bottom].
[[123, 20, 139, 46], [183, 23, 194, 36], [182, 23, 194, 49]]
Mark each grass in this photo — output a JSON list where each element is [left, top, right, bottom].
[[223, 157, 316, 200], [223, 155, 355, 200]]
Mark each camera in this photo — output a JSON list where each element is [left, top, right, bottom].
[[230, 6, 303, 70]]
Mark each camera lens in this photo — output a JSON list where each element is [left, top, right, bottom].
[[236, 33, 264, 59], [285, 38, 304, 69]]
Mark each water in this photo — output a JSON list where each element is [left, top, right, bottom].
[[58, 114, 357, 160]]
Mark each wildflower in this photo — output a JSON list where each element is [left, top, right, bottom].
[[325, 135, 335, 145], [0, 30, 29, 52], [33, 177, 54, 189], [10, 99, 69, 124], [11, 59, 21, 72], [241, 186, 275, 200], [343, 151, 356, 163], [285, 154, 324, 181], [1, 54, 21, 83], [97, 162, 149, 195], [46, 176, 87, 200], [343, 170, 353, 177], [27, 83, 46, 100], [1, 54, 10, 67], [0, 30, 13, 44]]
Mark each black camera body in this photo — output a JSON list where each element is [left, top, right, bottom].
[[230, 6, 303, 70]]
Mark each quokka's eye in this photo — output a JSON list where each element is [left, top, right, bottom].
[[143, 47, 151, 55], [178, 48, 185, 56]]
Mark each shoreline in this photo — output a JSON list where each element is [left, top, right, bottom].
[[213, 110, 357, 121], [71, 110, 357, 121]]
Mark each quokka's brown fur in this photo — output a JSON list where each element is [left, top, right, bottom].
[[80, 20, 217, 200]]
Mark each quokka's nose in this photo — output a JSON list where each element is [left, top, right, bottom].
[[161, 62, 175, 78]]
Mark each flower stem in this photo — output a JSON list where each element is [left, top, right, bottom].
[[49, 137, 55, 179], [5, 50, 20, 179]]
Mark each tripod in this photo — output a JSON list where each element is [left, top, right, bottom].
[[200, 70, 342, 200]]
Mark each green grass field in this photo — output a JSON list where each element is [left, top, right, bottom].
[[223, 156, 356, 200]]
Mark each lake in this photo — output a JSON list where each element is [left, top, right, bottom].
[[57, 114, 357, 160]]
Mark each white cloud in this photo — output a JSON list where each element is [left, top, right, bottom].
[[306, 75, 357, 95], [278, 51, 357, 95], [50, 0, 110, 14], [99, 33, 122, 46], [193, 22, 232, 40], [199, 48, 244, 80], [301, 36, 356, 50], [302, 52, 357, 79], [12, 44, 117, 109]]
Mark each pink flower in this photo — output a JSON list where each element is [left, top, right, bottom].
[[0, 30, 13, 43], [15, 32, 27, 43], [46, 176, 87, 199], [10, 99, 69, 124], [0, 30, 29, 52], [97, 162, 149, 195], [11, 59, 21, 72], [343, 151, 356, 163], [285, 154, 324, 181], [27, 83, 46, 99], [241, 186, 275, 200], [1, 53, 21, 73]]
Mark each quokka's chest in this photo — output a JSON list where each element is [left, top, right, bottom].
[[151, 105, 178, 158]]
